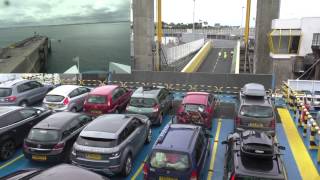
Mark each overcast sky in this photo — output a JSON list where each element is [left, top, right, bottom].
[[0, 0, 129, 28], [161, 0, 320, 26]]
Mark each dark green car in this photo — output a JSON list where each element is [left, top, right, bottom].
[[126, 86, 173, 125]]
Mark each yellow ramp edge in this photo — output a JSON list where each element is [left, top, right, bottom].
[[277, 108, 319, 180], [181, 41, 212, 73]]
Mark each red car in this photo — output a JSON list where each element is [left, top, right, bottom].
[[176, 92, 216, 129], [83, 85, 132, 116]]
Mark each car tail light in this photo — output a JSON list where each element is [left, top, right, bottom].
[[235, 116, 240, 126], [5, 96, 16, 102], [153, 104, 159, 112], [190, 170, 198, 180], [143, 163, 149, 179], [230, 173, 236, 180], [53, 142, 65, 150], [270, 119, 275, 129], [63, 97, 69, 105]]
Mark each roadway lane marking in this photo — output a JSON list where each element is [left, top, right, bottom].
[[0, 154, 23, 170], [212, 49, 224, 73], [207, 118, 222, 180], [131, 159, 145, 180], [277, 108, 319, 179]]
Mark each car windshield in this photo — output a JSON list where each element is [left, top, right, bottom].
[[28, 129, 60, 142], [150, 151, 190, 171], [0, 88, 12, 97], [87, 95, 106, 104], [240, 105, 273, 118], [129, 97, 156, 108], [184, 104, 205, 113], [77, 136, 117, 148], [45, 95, 65, 102]]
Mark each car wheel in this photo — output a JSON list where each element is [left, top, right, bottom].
[[19, 101, 28, 107], [145, 128, 152, 144], [0, 140, 15, 160], [121, 154, 132, 177], [71, 107, 77, 112]]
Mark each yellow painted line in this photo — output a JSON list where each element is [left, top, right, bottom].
[[277, 108, 319, 180], [0, 154, 24, 170], [207, 119, 222, 180], [131, 157, 147, 180]]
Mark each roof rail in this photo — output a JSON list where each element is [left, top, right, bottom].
[[156, 124, 171, 144]]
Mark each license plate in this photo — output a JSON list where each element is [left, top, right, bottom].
[[48, 104, 56, 109], [248, 122, 263, 128], [85, 153, 102, 160], [159, 177, 178, 180], [32, 155, 47, 161]]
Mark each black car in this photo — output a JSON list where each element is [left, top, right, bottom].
[[23, 112, 92, 163], [222, 130, 287, 180], [0, 164, 109, 180], [0, 106, 52, 160]]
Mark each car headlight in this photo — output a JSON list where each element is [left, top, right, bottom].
[[109, 152, 121, 159]]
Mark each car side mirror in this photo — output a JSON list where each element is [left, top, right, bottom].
[[278, 146, 286, 150]]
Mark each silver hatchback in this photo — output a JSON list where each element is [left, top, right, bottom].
[[43, 85, 91, 112]]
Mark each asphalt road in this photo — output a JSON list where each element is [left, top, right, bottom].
[[197, 39, 236, 73]]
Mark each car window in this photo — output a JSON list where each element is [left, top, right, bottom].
[[240, 105, 273, 118], [112, 88, 120, 101], [87, 95, 106, 104], [208, 94, 213, 105], [150, 151, 190, 171], [78, 115, 92, 125], [29, 81, 42, 89], [0, 112, 22, 127], [129, 97, 156, 108], [19, 109, 37, 119], [195, 134, 204, 164], [78, 87, 90, 95], [17, 82, 33, 93], [45, 95, 65, 102], [28, 129, 60, 142], [118, 126, 134, 144], [77, 136, 117, 148], [0, 88, 12, 97], [62, 118, 82, 139], [158, 90, 166, 102], [69, 89, 80, 98], [118, 87, 126, 96]]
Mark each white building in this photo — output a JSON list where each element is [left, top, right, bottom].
[[269, 17, 320, 59]]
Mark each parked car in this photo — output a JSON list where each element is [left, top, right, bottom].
[[43, 85, 91, 112], [143, 124, 211, 180], [237, 83, 275, 135], [0, 79, 54, 107], [23, 112, 93, 163], [221, 130, 286, 180], [83, 85, 132, 116], [0, 164, 109, 180], [0, 106, 52, 160], [71, 114, 152, 176], [126, 86, 173, 125], [176, 92, 216, 129]]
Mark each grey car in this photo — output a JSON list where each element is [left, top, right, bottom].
[[43, 85, 91, 112], [0, 79, 54, 107], [71, 114, 152, 177], [126, 86, 173, 125], [236, 83, 275, 135]]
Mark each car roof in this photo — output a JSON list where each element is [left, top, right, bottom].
[[131, 86, 162, 99], [90, 85, 118, 95], [82, 114, 132, 138], [33, 112, 80, 130], [153, 124, 200, 153], [0, 79, 29, 88], [0, 106, 23, 116], [47, 85, 81, 96], [30, 164, 107, 180], [182, 92, 209, 105], [242, 83, 266, 97]]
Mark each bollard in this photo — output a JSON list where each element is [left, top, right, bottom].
[[293, 95, 297, 120], [310, 120, 317, 150], [299, 107, 306, 127], [296, 100, 301, 124], [303, 111, 310, 137]]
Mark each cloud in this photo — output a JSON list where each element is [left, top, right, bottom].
[[0, 0, 129, 27]]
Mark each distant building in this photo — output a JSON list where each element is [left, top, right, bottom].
[[269, 17, 320, 87]]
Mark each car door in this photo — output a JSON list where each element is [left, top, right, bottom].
[[29, 81, 47, 101], [194, 132, 207, 177], [68, 89, 81, 110], [207, 94, 215, 120], [77, 87, 90, 109], [117, 87, 128, 108], [111, 88, 121, 112], [123, 120, 144, 156], [162, 88, 172, 113], [17, 82, 34, 103]]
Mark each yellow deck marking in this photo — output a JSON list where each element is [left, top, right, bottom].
[[131, 157, 147, 180], [207, 118, 222, 180], [0, 154, 23, 170], [277, 108, 319, 180]]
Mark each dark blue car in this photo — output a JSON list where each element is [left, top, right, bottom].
[[143, 124, 211, 180]]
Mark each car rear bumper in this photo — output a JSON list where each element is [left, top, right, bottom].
[[236, 125, 275, 136], [71, 157, 121, 175], [23, 151, 66, 163], [0, 102, 19, 106]]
